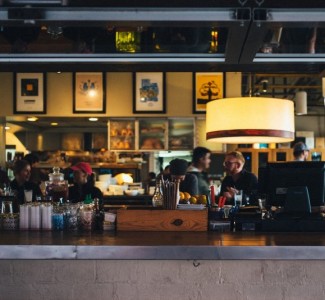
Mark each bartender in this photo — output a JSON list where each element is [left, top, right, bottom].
[[68, 162, 103, 203], [220, 151, 258, 205]]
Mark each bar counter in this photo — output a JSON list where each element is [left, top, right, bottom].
[[1, 230, 325, 260]]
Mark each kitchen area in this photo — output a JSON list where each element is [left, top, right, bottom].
[[2, 1, 325, 299]]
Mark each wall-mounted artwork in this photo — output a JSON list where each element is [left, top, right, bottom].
[[14, 73, 46, 114], [193, 72, 224, 113], [133, 72, 166, 113], [73, 72, 105, 113]]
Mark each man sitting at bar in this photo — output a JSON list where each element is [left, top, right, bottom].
[[68, 162, 103, 203], [187, 147, 211, 196], [220, 151, 258, 205], [169, 158, 198, 196], [293, 142, 309, 161]]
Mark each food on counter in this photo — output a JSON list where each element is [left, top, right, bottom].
[[179, 192, 207, 205], [140, 138, 164, 149]]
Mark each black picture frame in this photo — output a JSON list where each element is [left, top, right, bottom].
[[133, 72, 166, 114], [14, 72, 46, 114], [193, 72, 224, 114], [73, 72, 106, 113]]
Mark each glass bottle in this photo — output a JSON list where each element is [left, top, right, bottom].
[[93, 198, 104, 231], [152, 180, 163, 207]]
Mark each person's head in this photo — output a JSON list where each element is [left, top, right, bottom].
[[223, 151, 245, 176], [293, 142, 309, 161], [192, 147, 211, 170], [163, 165, 170, 175], [24, 153, 39, 167], [169, 159, 189, 181], [13, 159, 31, 183], [71, 162, 93, 185]]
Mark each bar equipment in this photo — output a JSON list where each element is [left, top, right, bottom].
[[45, 167, 69, 203]]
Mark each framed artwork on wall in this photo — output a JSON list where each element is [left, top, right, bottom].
[[73, 72, 106, 113], [193, 72, 224, 113], [14, 73, 46, 114], [133, 72, 166, 113]]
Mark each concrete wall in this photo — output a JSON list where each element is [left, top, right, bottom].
[[0, 259, 324, 300]]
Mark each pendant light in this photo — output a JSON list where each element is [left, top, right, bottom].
[[295, 91, 307, 115], [206, 74, 295, 144]]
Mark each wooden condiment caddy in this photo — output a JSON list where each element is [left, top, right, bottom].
[[117, 209, 208, 231]]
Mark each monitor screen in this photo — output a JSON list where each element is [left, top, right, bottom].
[[258, 161, 325, 207]]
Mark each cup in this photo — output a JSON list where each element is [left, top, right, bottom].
[[24, 190, 33, 203], [258, 198, 266, 211], [223, 205, 232, 218], [234, 190, 243, 207], [1, 201, 13, 214]]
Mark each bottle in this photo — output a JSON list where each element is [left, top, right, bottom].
[[93, 198, 104, 231], [152, 180, 163, 207]]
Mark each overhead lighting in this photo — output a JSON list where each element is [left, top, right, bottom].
[[27, 117, 38, 122], [206, 97, 295, 144], [51, 122, 58, 126], [5, 126, 10, 130], [88, 117, 98, 122], [295, 91, 307, 115]]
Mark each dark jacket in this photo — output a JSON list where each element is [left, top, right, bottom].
[[10, 179, 42, 205], [68, 182, 103, 204], [220, 169, 258, 204]]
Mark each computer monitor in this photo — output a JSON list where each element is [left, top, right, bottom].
[[258, 161, 325, 208]]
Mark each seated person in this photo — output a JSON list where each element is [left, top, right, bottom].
[[293, 142, 309, 161], [169, 158, 198, 196], [68, 162, 103, 204], [10, 159, 42, 205], [220, 151, 258, 205]]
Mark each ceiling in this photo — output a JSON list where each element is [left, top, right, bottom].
[[0, 1, 325, 73]]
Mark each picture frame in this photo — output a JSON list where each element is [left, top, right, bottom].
[[14, 72, 46, 114], [73, 72, 106, 113], [193, 72, 224, 113], [133, 72, 166, 114]]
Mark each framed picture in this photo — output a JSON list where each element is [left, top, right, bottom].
[[133, 72, 166, 113], [14, 73, 46, 114], [193, 72, 224, 113], [73, 72, 105, 113]]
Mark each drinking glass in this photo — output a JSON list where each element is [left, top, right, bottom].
[[24, 190, 33, 203], [234, 190, 243, 207]]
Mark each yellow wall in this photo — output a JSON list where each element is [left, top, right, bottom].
[[0, 72, 197, 117]]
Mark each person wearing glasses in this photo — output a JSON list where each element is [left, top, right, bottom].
[[220, 151, 258, 205]]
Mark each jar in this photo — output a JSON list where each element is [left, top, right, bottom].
[[78, 203, 94, 231], [2, 213, 19, 230], [64, 203, 80, 231], [45, 167, 69, 203], [52, 204, 64, 231]]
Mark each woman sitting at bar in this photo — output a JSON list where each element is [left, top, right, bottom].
[[10, 159, 42, 205], [68, 162, 103, 203]]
